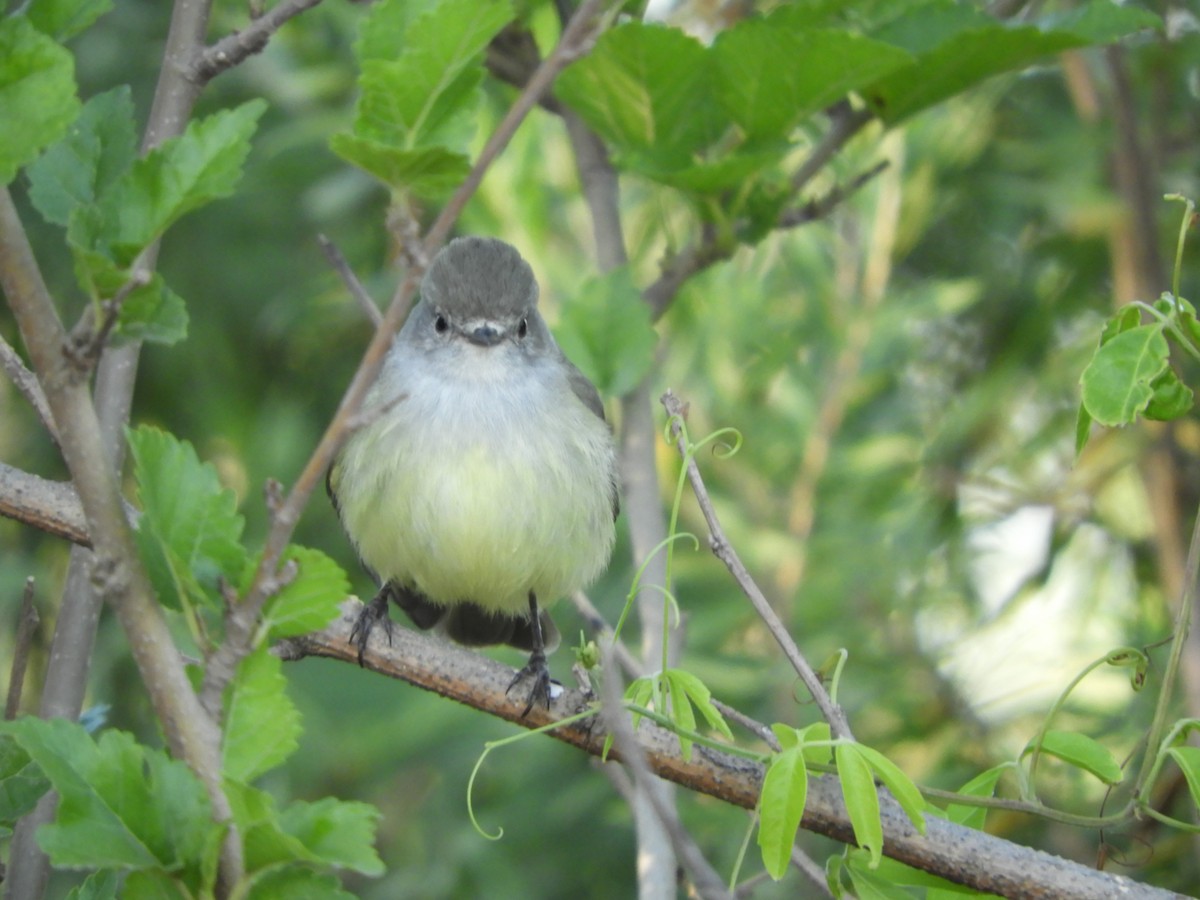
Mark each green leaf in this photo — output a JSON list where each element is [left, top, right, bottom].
[[863, 1, 1160, 124], [278, 797, 385, 876], [554, 266, 657, 397], [329, 133, 470, 194], [27, 86, 136, 227], [26, 0, 113, 41], [0, 17, 80, 185], [114, 275, 189, 345], [1074, 402, 1093, 457], [945, 764, 1007, 829], [259, 546, 348, 641], [1167, 746, 1200, 812], [1079, 323, 1170, 427], [0, 735, 52, 825], [355, 0, 427, 63], [64, 869, 120, 900], [757, 745, 807, 880], [853, 744, 926, 833], [0, 718, 215, 873], [128, 425, 246, 611], [339, 0, 512, 180], [245, 866, 357, 900], [71, 99, 266, 266], [1033, 730, 1123, 785], [837, 742, 883, 867], [846, 855, 915, 900], [556, 22, 727, 167], [223, 647, 301, 782], [712, 14, 911, 139], [234, 780, 383, 878], [1144, 367, 1194, 421]]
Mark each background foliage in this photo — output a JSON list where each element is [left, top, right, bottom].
[[3, 0, 1200, 896]]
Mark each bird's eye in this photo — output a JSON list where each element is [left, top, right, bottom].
[[518, 317, 528, 338], [434, 314, 448, 334]]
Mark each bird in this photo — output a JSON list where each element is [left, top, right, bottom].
[[328, 236, 619, 714]]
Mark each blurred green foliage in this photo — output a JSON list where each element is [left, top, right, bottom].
[[4, 0, 1200, 896]]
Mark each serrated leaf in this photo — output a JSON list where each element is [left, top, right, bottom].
[[64, 869, 120, 900], [223, 647, 301, 782], [71, 100, 266, 265], [26, 0, 113, 41], [27, 86, 136, 226], [278, 797, 385, 876], [0, 718, 214, 873], [554, 266, 656, 397], [713, 15, 911, 139], [355, 0, 427, 63], [854, 744, 926, 833], [1167, 746, 1200, 813], [837, 743, 883, 867], [1079, 323, 1170, 427], [259, 546, 348, 640], [128, 425, 246, 611], [245, 866, 358, 900], [863, 1, 1160, 124], [556, 22, 727, 166], [330, 133, 470, 194], [0, 735, 51, 824], [342, 0, 511, 166], [1034, 730, 1123, 785], [757, 745, 807, 880], [0, 17, 80, 185], [114, 275, 189, 345]]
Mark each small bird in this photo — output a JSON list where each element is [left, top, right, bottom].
[[328, 237, 619, 714]]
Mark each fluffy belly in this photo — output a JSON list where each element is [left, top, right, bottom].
[[338, 403, 615, 615]]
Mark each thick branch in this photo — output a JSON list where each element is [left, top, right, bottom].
[[282, 605, 1183, 900], [0, 462, 93, 546], [0, 186, 237, 886]]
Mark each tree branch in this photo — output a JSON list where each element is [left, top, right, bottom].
[[0, 185, 240, 891], [661, 390, 855, 742], [192, 0, 328, 82], [281, 605, 1183, 900], [0, 332, 58, 444]]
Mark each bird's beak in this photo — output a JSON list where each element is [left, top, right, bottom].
[[466, 323, 503, 347]]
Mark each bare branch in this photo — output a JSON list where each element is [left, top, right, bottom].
[[0, 462, 94, 546], [0, 333, 58, 444], [5, 579, 41, 720], [596, 645, 733, 900], [317, 234, 382, 328], [193, 0, 328, 83], [282, 605, 1182, 900], [660, 389, 855, 742]]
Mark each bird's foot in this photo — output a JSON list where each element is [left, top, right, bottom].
[[507, 650, 555, 717], [349, 590, 394, 666]]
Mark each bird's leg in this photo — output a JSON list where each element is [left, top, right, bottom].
[[349, 584, 396, 666], [507, 591, 553, 716]]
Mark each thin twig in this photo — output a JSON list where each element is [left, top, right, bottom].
[[5, 579, 41, 720], [65, 267, 153, 371], [596, 645, 735, 900], [317, 234, 382, 327], [0, 333, 58, 444], [193, 0, 328, 82], [660, 390, 854, 742], [570, 590, 641, 679], [777, 160, 890, 229]]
